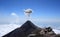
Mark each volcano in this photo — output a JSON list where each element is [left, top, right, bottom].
[[2, 20, 39, 37], [2, 20, 60, 37]]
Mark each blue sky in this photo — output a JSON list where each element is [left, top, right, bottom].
[[0, 0, 60, 25]]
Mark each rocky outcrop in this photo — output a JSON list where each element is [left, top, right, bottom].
[[28, 27, 60, 37]]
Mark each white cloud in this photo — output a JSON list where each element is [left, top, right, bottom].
[[11, 12, 17, 16], [0, 24, 20, 37], [10, 12, 20, 24], [53, 29, 60, 34]]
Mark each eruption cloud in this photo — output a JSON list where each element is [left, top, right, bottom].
[[24, 8, 32, 17]]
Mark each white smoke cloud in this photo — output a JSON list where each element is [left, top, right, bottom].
[[24, 8, 32, 13], [24, 8, 32, 17], [10, 12, 20, 24], [11, 12, 18, 17]]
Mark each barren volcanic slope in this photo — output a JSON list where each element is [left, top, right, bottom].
[[2, 20, 39, 37]]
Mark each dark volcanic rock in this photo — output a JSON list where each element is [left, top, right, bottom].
[[2, 20, 38, 37], [28, 27, 60, 37]]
